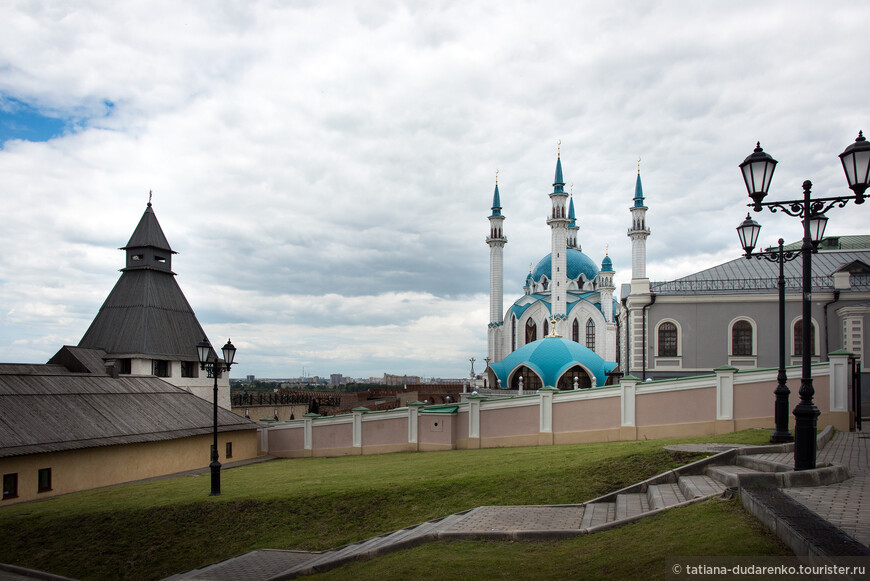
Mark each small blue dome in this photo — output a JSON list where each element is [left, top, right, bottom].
[[601, 255, 613, 271], [531, 248, 599, 282], [488, 337, 617, 388]]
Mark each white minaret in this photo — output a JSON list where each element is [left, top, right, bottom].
[[626, 161, 652, 375], [627, 162, 650, 295], [567, 189, 580, 250], [547, 145, 570, 337], [487, 175, 507, 362]]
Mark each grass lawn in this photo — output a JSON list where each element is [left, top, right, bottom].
[[0, 429, 786, 580]]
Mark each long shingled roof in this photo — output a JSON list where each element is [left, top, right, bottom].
[[0, 347, 256, 459]]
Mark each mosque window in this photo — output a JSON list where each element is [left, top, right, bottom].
[[586, 319, 595, 351], [543, 319, 549, 337], [572, 319, 579, 342], [525, 319, 537, 345], [512, 317, 516, 351]]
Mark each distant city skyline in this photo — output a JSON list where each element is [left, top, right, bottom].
[[1, 1, 868, 379]]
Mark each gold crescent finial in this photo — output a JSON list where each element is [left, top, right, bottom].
[[606, 243, 609, 256], [637, 157, 641, 175], [529, 262, 533, 274], [570, 183, 574, 197], [557, 140, 561, 158], [495, 169, 498, 185]]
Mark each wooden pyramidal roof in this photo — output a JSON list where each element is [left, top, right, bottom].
[[78, 203, 209, 361]]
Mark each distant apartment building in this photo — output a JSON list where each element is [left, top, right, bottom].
[[383, 373, 421, 386]]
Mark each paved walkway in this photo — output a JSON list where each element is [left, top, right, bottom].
[[757, 431, 870, 547]]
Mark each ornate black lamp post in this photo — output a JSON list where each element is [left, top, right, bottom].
[[737, 217, 799, 443], [197, 337, 237, 496], [739, 132, 870, 470]]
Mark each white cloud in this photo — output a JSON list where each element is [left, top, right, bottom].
[[0, 0, 868, 378]]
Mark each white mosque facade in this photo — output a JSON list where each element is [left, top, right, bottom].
[[485, 153, 635, 391]]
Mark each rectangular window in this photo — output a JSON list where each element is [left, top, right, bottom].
[[181, 361, 199, 378], [37, 468, 51, 493], [226, 442, 233, 459], [152, 360, 171, 377], [2, 473, 18, 500], [119, 359, 132, 374]]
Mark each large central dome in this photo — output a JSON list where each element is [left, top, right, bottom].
[[531, 248, 599, 282]]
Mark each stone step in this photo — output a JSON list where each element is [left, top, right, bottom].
[[647, 482, 688, 510], [736, 454, 792, 473], [615, 493, 650, 521], [706, 464, 760, 487], [679, 474, 727, 499], [580, 502, 614, 529]]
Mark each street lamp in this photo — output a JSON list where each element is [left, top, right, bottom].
[[197, 337, 237, 495], [739, 132, 870, 470], [737, 217, 799, 443]]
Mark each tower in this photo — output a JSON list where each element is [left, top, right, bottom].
[[547, 145, 571, 336], [628, 163, 650, 294], [567, 191, 580, 250], [78, 200, 231, 408], [487, 176, 507, 362], [598, 252, 618, 363], [626, 163, 652, 375]]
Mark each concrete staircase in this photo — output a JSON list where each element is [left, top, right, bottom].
[[579, 474, 726, 531]]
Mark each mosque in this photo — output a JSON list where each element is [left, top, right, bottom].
[[484, 149, 641, 390]]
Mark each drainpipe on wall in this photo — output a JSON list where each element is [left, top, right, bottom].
[[642, 294, 656, 381], [823, 290, 840, 361], [620, 297, 628, 371]]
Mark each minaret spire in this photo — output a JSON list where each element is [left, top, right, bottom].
[[628, 162, 650, 283], [567, 185, 580, 250], [487, 173, 508, 362], [548, 145, 570, 336]]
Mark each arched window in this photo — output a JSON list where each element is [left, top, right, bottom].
[[511, 366, 542, 390], [658, 322, 678, 357], [585, 318, 595, 351], [543, 319, 549, 338], [572, 319, 579, 342], [525, 319, 537, 345], [731, 320, 753, 356], [793, 320, 816, 356], [511, 316, 516, 352]]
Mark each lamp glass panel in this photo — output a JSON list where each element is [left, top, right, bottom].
[[809, 214, 828, 242], [196, 340, 211, 365]]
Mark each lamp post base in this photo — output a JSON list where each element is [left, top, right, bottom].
[[210, 459, 222, 496], [793, 400, 820, 471]]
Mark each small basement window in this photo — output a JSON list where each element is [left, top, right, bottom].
[[2, 473, 18, 500], [38, 468, 52, 493]]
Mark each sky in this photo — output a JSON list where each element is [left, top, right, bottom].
[[1, 1, 868, 380]]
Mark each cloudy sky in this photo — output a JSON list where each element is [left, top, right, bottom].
[[1, 1, 868, 380]]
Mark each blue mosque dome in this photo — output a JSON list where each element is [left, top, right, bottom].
[[531, 248, 599, 282], [601, 254, 613, 272], [488, 336, 617, 389]]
